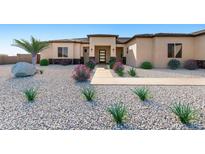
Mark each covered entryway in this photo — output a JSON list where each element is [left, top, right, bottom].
[[94, 46, 111, 64], [116, 47, 123, 62]]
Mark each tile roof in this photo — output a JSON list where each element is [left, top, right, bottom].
[[87, 34, 119, 38], [48, 29, 205, 44]]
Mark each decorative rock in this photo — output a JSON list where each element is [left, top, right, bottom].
[[0, 65, 204, 129], [11, 62, 36, 77]]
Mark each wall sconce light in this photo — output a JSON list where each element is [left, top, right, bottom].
[[112, 48, 115, 53]]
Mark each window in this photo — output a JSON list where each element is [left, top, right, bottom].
[[58, 47, 68, 57], [167, 43, 182, 58]]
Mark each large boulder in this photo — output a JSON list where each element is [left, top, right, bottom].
[[11, 62, 37, 77]]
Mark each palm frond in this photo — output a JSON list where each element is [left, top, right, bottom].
[[12, 36, 49, 54]]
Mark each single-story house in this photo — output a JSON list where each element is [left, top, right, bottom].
[[41, 29, 205, 68]]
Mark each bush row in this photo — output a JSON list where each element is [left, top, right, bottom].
[[168, 59, 198, 70]]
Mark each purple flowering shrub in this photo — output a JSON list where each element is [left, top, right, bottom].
[[72, 65, 91, 82], [113, 62, 125, 76], [113, 61, 124, 72], [184, 59, 198, 70]]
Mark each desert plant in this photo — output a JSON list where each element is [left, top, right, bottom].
[[109, 57, 116, 69], [86, 59, 96, 70], [24, 88, 37, 102], [184, 59, 198, 70], [116, 69, 124, 77], [40, 70, 43, 74], [81, 88, 95, 101], [40, 59, 49, 66], [170, 102, 198, 125], [72, 64, 90, 82], [128, 68, 136, 77], [132, 87, 152, 101], [168, 59, 180, 70], [39, 70, 44, 74], [12, 36, 49, 66], [37, 69, 44, 74], [113, 61, 124, 72], [107, 103, 127, 125], [140, 61, 153, 69]]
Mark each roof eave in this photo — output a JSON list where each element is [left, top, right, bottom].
[[87, 34, 119, 38]]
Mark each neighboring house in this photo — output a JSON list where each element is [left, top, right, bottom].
[[41, 29, 205, 68]]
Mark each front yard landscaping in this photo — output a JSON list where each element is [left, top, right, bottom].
[[0, 64, 205, 129]]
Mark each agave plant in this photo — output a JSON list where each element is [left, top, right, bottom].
[[81, 87, 95, 101], [116, 69, 124, 77], [24, 88, 38, 102], [170, 102, 198, 125], [107, 103, 127, 125], [128, 67, 136, 77], [12, 36, 49, 66], [132, 87, 152, 101]]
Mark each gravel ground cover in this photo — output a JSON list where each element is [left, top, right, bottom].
[[0, 64, 205, 130]]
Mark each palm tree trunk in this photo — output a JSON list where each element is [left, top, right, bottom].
[[32, 53, 37, 65]]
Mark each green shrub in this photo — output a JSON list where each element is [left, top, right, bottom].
[[132, 87, 152, 101], [116, 69, 124, 77], [170, 102, 198, 125], [81, 88, 95, 101], [113, 61, 124, 77], [109, 57, 116, 69], [24, 88, 37, 102], [140, 61, 153, 69], [37, 69, 43, 74], [86, 60, 96, 70], [128, 68, 136, 77], [107, 103, 127, 125], [168, 59, 180, 70], [40, 59, 49, 66]]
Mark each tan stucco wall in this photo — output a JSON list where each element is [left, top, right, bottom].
[[89, 37, 116, 57], [41, 43, 84, 60], [81, 44, 89, 57], [126, 43, 137, 67], [194, 35, 205, 60], [126, 38, 153, 67], [153, 37, 194, 68], [125, 37, 195, 68], [40, 44, 53, 59]]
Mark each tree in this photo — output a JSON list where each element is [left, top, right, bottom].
[[12, 36, 49, 65]]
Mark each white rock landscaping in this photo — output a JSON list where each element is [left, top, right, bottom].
[[0, 64, 205, 130]]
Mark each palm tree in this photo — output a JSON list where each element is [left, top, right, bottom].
[[12, 36, 49, 65]]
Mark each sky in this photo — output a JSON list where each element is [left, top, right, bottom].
[[0, 24, 205, 55]]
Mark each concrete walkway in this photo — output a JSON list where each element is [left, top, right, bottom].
[[91, 68, 205, 86]]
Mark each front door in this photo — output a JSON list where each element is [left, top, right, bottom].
[[99, 50, 106, 63]]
